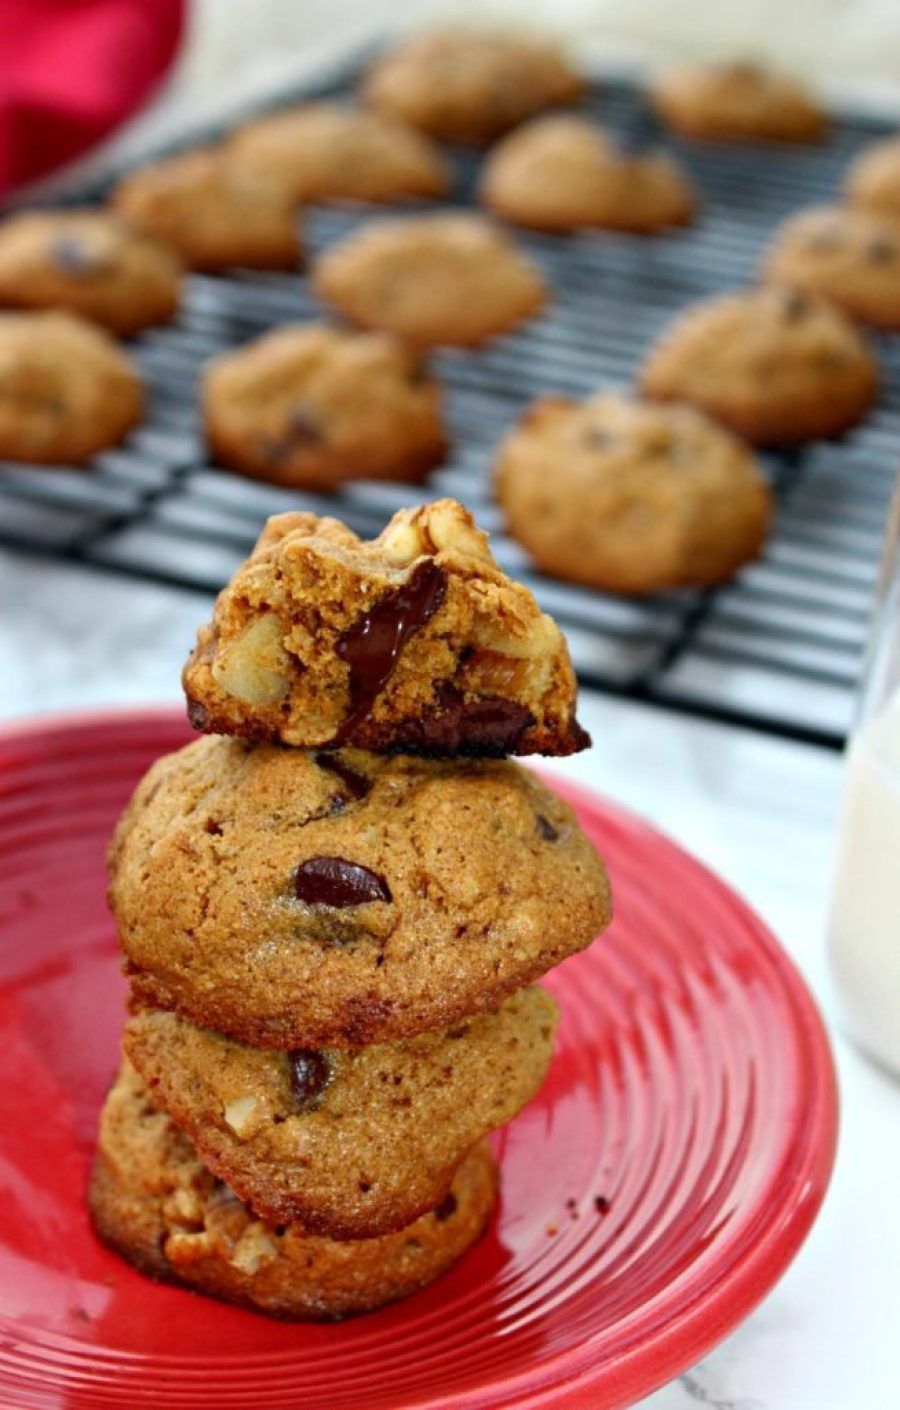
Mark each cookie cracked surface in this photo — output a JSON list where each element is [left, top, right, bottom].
[[182, 499, 587, 755], [108, 735, 610, 1047]]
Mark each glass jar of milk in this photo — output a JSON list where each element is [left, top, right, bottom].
[[828, 483, 900, 1076]]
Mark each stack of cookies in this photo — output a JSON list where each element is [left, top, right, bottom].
[[91, 499, 611, 1320]]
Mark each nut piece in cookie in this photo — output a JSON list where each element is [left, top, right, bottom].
[[226, 102, 449, 205], [650, 60, 827, 144], [313, 213, 547, 348], [363, 29, 583, 146], [640, 286, 878, 444], [202, 324, 446, 489], [481, 115, 696, 234], [90, 1061, 499, 1320], [0, 209, 180, 334], [182, 499, 587, 754], [761, 204, 900, 330], [0, 311, 143, 465], [496, 393, 772, 595], [108, 736, 611, 1047], [123, 987, 557, 1238], [112, 147, 302, 272]]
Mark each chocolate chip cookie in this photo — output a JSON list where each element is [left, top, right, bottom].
[[312, 213, 547, 347], [761, 205, 900, 329], [202, 324, 446, 490], [90, 1061, 498, 1320], [0, 311, 143, 464], [124, 986, 555, 1238], [845, 136, 900, 222], [182, 500, 587, 755], [496, 393, 772, 595], [640, 286, 878, 444], [481, 115, 696, 233], [0, 209, 180, 334], [226, 103, 449, 205], [650, 61, 827, 143], [112, 147, 301, 272], [108, 735, 610, 1048], [363, 29, 582, 146]]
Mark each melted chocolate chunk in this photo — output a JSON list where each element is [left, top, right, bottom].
[[50, 236, 103, 276], [334, 559, 447, 742], [315, 753, 372, 800], [536, 814, 559, 842], [433, 1191, 458, 1222], [288, 1049, 332, 1105], [294, 855, 392, 907], [411, 687, 535, 756]]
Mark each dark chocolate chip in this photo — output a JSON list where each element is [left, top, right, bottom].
[[868, 238, 897, 264], [433, 1191, 458, 1222], [186, 698, 210, 732], [285, 402, 325, 445], [315, 753, 372, 800], [334, 559, 447, 742], [409, 685, 535, 755], [536, 814, 559, 842], [294, 855, 392, 907], [776, 288, 810, 321], [288, 1049, 332, 1106], [50, 236, 103, 276]]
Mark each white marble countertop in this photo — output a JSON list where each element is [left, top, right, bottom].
[[1, 547, 897, 1409]]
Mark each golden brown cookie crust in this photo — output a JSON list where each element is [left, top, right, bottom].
[[496, 393, 772, 595], [0, 311, 143, 465], [112, 147, 302, 272], [650, 61, 827, 143], [481, 116, 696, 233], [123, 987, 556, 1238], [90, 1062, 498, 1320], [312, 213, 547, 348], [202, 324, 446, 490], [845, 137, 900, 221], [181, 500, 587, 756], [226, 103, 449, 204], [0, 209, 180, 334], [108, 735, 610, 1047], [363, 29, 583, 146], [761, 204, 900, 330], [640, 286, 878, 445]]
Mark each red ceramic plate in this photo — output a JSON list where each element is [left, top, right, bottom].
[[0, 709, 837, 1410]]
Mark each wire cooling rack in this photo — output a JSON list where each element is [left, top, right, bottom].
[[1, 57, 897, 750]]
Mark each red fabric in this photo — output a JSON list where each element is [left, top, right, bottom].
[[0, 0, 186, 195]]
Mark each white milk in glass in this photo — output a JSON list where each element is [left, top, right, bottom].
[[829, 694, 900, 1074]]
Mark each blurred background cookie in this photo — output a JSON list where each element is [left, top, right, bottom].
[[650, 60, 827, 143], [0, 311, 143, 464], [203, 324, 446, 488], [762, 204, 900, 328], [112, 147, 302, 271], [845, 136, 900, 221], [313, 212, 547, 346], [640, 286, 878, 444], [0, 209, 180, 334], [496, 392, 772, 594], [226, 103, 449, 204], [480, 115, 695, 233], [363, 29, 582, 146]]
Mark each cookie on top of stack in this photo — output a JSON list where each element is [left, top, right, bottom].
[[92, 499, 612, 1320]]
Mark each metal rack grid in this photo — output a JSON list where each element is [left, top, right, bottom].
[[1, 60, 897, 750]]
